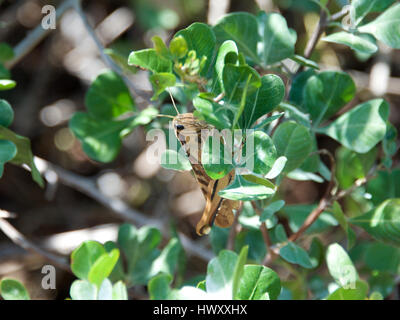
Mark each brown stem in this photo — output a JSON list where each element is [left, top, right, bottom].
[[226, 202, 243, 250], [303, 0, 332, 59], [0, 215, 70, 271], [288, 149, 335, 242]]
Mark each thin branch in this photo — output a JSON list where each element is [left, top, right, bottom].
[[303, 0, 332, 59], [251, 201, 279, 265], [0, 215, 70, 271], [288, 149, 335, 242], [71, 0, 150, 101], [5, 0, 75, 69], [226, 202, 243, 251], [329, 6, 350, 22], [34, 157, 214, 262]]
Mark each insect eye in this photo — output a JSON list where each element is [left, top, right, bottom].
[[175, 124, 185, 130]]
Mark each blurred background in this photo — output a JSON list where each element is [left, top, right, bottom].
[[0, 0, 399, 299]]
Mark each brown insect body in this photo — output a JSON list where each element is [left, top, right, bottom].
[[173, 113, 238, 236]]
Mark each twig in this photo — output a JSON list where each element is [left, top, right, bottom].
[[251, 201, 278, 264], [288, 149, 335, 242], [71, 0, 150, 101], [6, 0, 150, 102], [303, 0, 332, 59], [5, 0, 75, 69], [0, 209, 16, 219], [34, 157, 214, 262], [226, 202, 243, 250], [329, 5, 350, 22], [0, 216, 70, 271]]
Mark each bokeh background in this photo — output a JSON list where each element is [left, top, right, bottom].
[[0, 0, 399, 299]]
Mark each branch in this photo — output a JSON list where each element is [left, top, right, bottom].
[[70, 0, 150, 101], [251, 201, 278, 264], [288, 149, 335, 242], [303, 0, 332, 59], [5, 0, 75, 69], [0, 215, 70, 271], [226, 202, 243, 250], [34, 157, 214, 262]]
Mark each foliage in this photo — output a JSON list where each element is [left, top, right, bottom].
[[1, 1, 400, 301]]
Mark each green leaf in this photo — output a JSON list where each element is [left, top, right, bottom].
[[148, 273, 173, 300], [88, 249, 120, 287], [116, 224, 179, 286], [235, 265, 281, 300], [367, 170, 400, 205], [0, 278, 30, 300], [352, 0, 396, 26], [193, 96, 233, 129], [150, 72, 176, 100], [280, 242, 314, 269], [289, 69, 317, 110], [0, 63, 10, 79], [0, 79, 16, 91], [209, 227, 229, 256], [369, 271, 395, 298], [350, 199, 400, 247], [326, 243, 358, 288], [85, 70, 135, 120], [70, 280, 97, 300], [70, 113, 132, 163], [128, 48, 172, 73], [205, 250, 239, 299], [0, 126, 44, 187], [223, 64, 261, 106], [272, 122, 313, 172], [169, 35, 188, 60], [161, 149, 192, 171], [98, 278, 113, 300], [0, 140, 17, 177], [0, 43, 14, 62], [71, 241, 106, 280], [304, 71, 356, 126], [151, 36, 170, 59], [290, 55, 319, 69], [213, 12, 260, 64], [265, 156, 287, 179], [0, 99, 14, 127], [365, 242, 400, 273], [70, 108, 157, 163], [260, 200, 285, 222], [240, 131, 277, 175], [202, 132, 234, 180], [109, 280, 128, 300], [232, 246, 248, 298], [240, 75, 285, 129], [309, 237, 325, 268], [318, 98, 389, 153], [335, 146, 377, 189], [330, 201, 356, 249], [149, 238, 182, 279], [322, 32, 378, 54], [358, 3, 400, 49], [219, 174, 275, 201], [235, 229, 267, 262], [272, 224, 288, 243], [215, 40, 238, 92], [175, 23, 216, 75], [257, 12, 297, 65], [326, 280, 368, 300]]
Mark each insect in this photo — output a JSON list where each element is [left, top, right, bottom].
[[172, 112, 239, 236]]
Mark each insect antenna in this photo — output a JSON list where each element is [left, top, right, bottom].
[[167, 88, 180, 115], [155, 114, 175, 119]]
